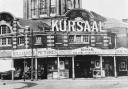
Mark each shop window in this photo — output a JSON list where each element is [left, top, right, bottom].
[[119, 61, 127, 71], [0, 25, 11, 34], [35, 36, 42, 44], [18, 36, 25, 45], [69, 35, 89, 44]]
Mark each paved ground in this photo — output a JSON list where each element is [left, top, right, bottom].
[[1, 77, 128, 89]]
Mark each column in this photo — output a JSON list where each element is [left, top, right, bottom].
[[63, 35, 68, 47], [11, 59, 14, 80], [100, 56, 103, 77], [91, 35, 95, 47], [114, 56, 117, 77], [57, 57, 60, 79], [35, 58, 38, 80], [72, 56, 75, 79], [12, 20, 17, 49], [47, 35, 54, 48], [103, 34, 109, 49], [31, 58, 34, 81]]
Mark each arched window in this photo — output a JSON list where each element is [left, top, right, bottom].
[[0, 25, 11, 34]]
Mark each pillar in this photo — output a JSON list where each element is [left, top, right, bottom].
[[57, 57, 60, 79], [31, 58, 34, 81], [35, 58, 38, 80], [72, 56, 75, 79], [100, 56, 103, 77], [11, 59, 14, 80], [114, 56, 117, 77]]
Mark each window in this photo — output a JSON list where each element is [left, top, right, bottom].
[[35, 36, 42, 44], [39, 0, 47, 15], [8, 37, 12, 45], [31, 0, 37, 17], [0, 38, 12, 46], [69, 35, 89, 44], [0, 25, 11, 34], [83, 35, 89, 43], [2, 38, 6, 45], [18, 37, 25, 45], [67, 0, 73, 10], [69, 35, 74, 43], [50, 0, 56, 15]]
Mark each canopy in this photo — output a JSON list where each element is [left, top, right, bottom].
[[0, 59, 14, 72]]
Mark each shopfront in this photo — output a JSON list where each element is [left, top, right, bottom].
[[11, 47, 128, 80]]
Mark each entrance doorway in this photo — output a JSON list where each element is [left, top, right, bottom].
[[74, 55, 99, 78], [14, 59, 31, 79]]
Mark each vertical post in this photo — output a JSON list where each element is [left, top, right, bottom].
[[100, 56, 103, 77], [31, 28, 34, 81], [114, 56, 117, 78], [35, 58, 38, 80], [57, 56, 60, 79], [72, 56, 75, 80], [115, 34, 117, 49], [11, 59, 14, 80]]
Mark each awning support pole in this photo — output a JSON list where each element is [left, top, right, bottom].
[[11, 59, 14, 80], [72, 56, 75, 80], [114, 56, 117, 78], [57, 56, 60, 79], [100, 56, 103, 77], [35, 58, 38, 80]]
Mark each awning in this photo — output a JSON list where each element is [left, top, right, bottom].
[[0, 58, 14, 72]]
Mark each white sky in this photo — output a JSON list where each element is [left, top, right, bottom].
[[0, 0, 128, 20]]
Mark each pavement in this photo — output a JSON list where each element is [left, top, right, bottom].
[[1, 76, 128, 89]]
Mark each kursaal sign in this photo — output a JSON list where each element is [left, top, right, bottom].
[[52, 20, 103, 32]]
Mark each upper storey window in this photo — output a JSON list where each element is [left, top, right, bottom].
[[39, 0, 47, 15], [0, 25, 11, 34], [31, 0, 37, 17], [50, 0, 56, 16]]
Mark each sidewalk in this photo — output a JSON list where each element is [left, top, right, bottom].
[[0, 76, 128, 89]]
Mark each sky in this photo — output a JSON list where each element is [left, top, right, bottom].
[[0, 0, 128, 20]]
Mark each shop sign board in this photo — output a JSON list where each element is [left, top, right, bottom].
[[12, 49, 36, 57], [0, 50, 12, 58], [58, 50, 72, 55], [115, 47, 128, 55], [72, 47, 102, 55], [37, 48, 57, 57]]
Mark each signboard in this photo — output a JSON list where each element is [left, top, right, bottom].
[[115, 47, 128, 55], [37, 48, 57, 57], [12, 49, 36, 57], [0, 50, 12, 58], [72, 47, 102, 55], [52, 19, 103, 32]]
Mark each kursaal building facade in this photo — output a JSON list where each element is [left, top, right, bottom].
[[0, 0, 128, 80]]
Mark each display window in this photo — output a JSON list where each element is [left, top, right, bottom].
[[119, 61, 127, 71]]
